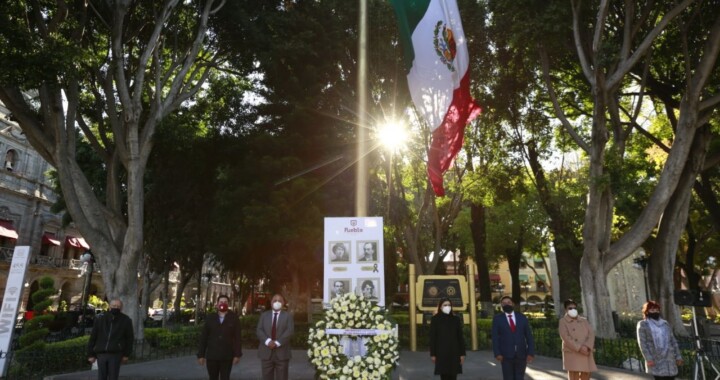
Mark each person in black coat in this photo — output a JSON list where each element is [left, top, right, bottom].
[[430, 297, 466, 380], [197, 295, 243, 380], [87, 299, 134, 380]]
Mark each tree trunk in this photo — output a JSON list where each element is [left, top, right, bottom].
[[526, 141, 582, 304], [581, 86, 616, 337], [649, 126, 710, 336], [174, 272, 193, 318], [580, 251, 616, 337], [507, 227, 525, 304], [470, 202, 492, 303]]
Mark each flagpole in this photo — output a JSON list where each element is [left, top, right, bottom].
[[355, 0, 368, 217]]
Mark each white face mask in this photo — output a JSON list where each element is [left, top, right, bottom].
[[441, 305, 452, 314], [567, 309, 579, 318], [272, 301, 283, 311]]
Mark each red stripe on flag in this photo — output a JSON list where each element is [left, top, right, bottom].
[[427, 72, 481, 196]]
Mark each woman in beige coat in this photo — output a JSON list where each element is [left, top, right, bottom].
[[558, 299, 597, 380]]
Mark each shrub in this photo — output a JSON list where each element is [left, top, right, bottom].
[[18, 276, 56, 351]]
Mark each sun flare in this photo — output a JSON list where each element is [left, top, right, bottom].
[[376, 121, 408, 153]]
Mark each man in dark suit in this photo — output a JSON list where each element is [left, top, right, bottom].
[[256, 294, 295, 380], [492, 296, 535, 380], [197, 295, 242, 380]]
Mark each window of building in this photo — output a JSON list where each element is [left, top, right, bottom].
[[4, 149, 16, 171]]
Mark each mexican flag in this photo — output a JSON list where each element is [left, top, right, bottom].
[[391, 0, 481, 196]]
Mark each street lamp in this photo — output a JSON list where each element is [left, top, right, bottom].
[[79, 250, 94, 333], [633, 253, 650, 301], [522, 283, 530, 311]]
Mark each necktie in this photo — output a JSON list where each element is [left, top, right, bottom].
[[508, 314, 516, 333], [271, 312, 278, 340]]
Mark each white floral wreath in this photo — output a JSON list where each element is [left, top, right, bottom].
[[307, 293, 399, 379]]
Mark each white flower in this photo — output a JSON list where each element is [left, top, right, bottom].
[[308, 293, 398, 379]]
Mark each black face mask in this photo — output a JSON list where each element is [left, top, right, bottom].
[[502, 305, 514, 313], [110, 308, 121, 316], [647, 312, 660, 320]]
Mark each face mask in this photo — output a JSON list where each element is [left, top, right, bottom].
[[648, 312, 660, 320], [502, 305, 514, 314], [441, 305, 451, 315], [567, 309, 578, 318], [110, 308, 120, 315], [272, 301, 283, 311], [217, 303, 229, 312]]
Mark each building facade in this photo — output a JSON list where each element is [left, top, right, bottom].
[[0, 102, 102, 314]]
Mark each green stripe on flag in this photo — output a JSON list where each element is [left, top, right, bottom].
[[391, 0, 431, 72]]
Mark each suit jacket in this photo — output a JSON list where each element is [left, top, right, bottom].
[[197, 311, 243, 361], [256, 310, 294, 360], [492, 311, 535, 359]]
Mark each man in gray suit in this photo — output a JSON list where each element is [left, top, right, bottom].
[[256, 294, 294, 380]]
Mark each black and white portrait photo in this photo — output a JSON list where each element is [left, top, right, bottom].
[[329, 241, 350, 263], [329, 279, 350, 299], [355, 278, 379, 301], [356, 241, 377, 262]]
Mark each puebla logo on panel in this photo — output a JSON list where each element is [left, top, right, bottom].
[[344, 219, 363, 233], [434, 21, 457, 72]]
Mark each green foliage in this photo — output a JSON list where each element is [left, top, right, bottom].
[[9, 336, 90, 379], [88, 295, 107, 310], [19, 276, 56, 351], [144, 327, 201, 350]]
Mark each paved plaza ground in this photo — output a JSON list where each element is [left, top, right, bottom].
[[46, 349, 653, 379]]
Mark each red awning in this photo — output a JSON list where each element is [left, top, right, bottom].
[[490, 273, 501, 282], [0, 220, 18, 239], [66, 236, 90, 249], [42, 233, 61, 246]]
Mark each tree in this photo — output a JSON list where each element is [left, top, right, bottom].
[[538, 0, 720, 336], [467, 0, 588, 309], [0, 0, 229, 336]]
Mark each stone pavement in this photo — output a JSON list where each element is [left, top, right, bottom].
[[45, 349, 653, 379]]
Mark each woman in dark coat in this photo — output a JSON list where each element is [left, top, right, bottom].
[[430, 297, 466, 380]]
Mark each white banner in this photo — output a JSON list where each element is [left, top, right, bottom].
[[0, 246, 31, 375], [325, 328, 394, 336], [324, 217, 385, 306]]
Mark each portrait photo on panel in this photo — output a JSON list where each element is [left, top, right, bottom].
[[329, 241, 351, 263], [356, 241, 378, 262], [355, 278, 379, 301], [329, 278, 351, 299]]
